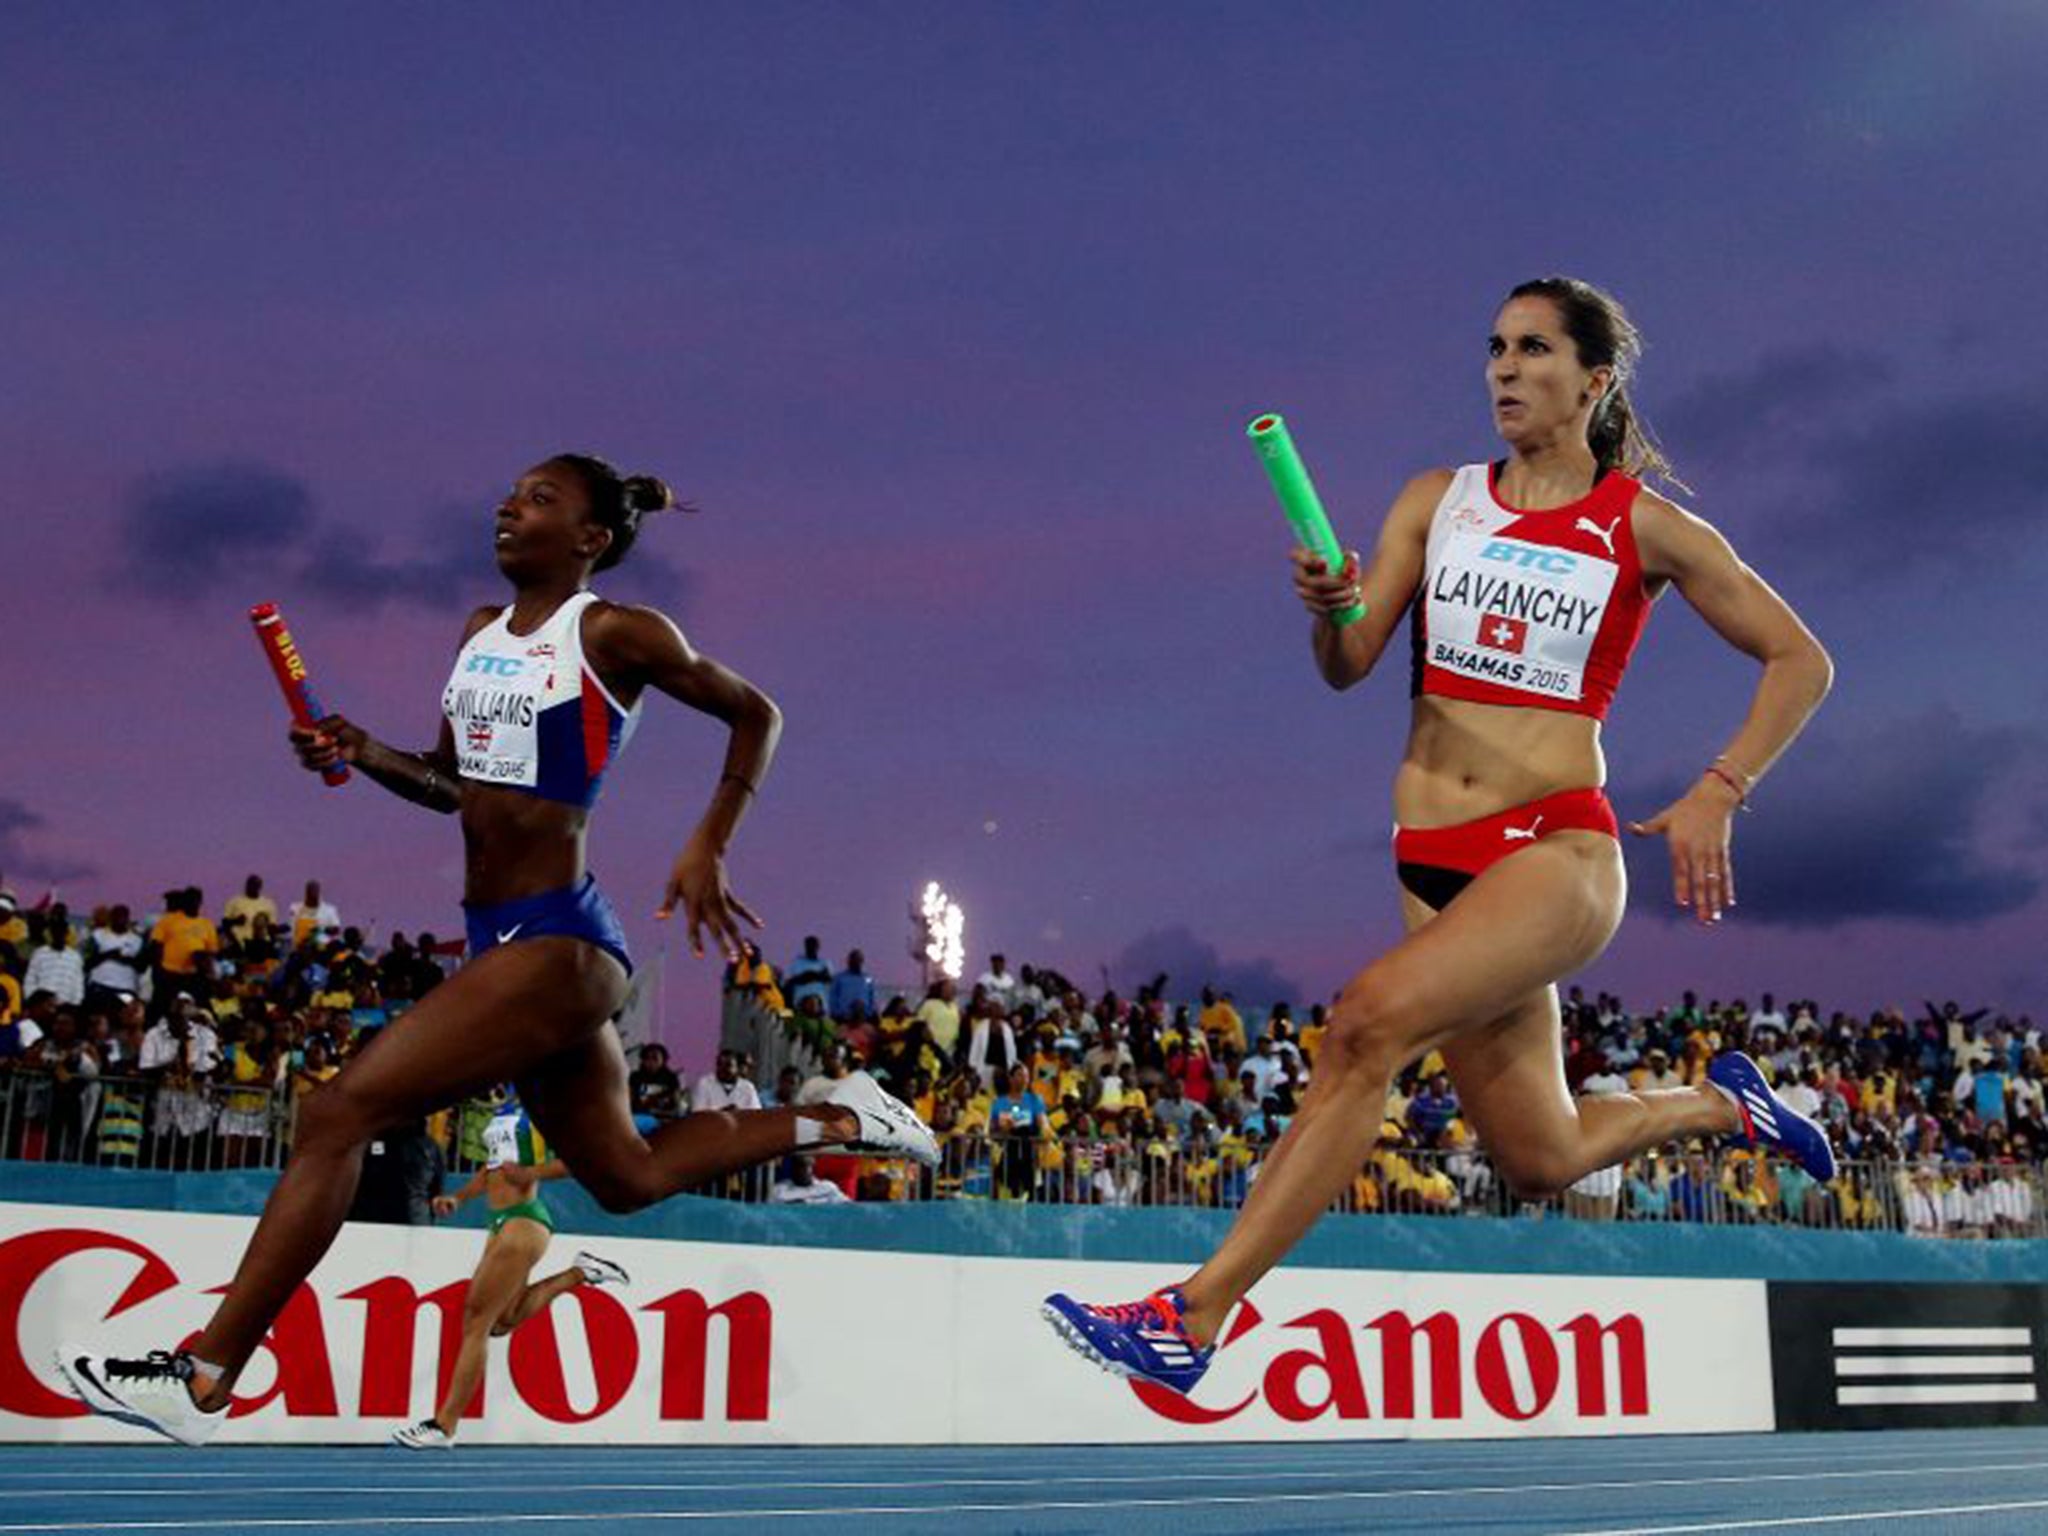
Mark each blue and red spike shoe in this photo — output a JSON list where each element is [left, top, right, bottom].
[[1708, 1050, 1837, 1181], [1041, 1284, 1213, 1395]]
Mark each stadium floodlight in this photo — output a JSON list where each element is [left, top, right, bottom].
[[920, 880, 965, 982]]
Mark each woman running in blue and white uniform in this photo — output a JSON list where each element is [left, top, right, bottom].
[[61, 453, 935, 1444]]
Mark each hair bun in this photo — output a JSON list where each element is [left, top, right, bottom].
[[620, 474, 675, 516]]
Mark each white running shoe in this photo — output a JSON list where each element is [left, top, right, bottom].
[[54, 1345, 227, 1447], [575, 1251, 629, 1287], [827, 1070, 940, 1167], [391, 1418, 454, 1450]]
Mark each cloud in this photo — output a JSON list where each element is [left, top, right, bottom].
[[0, 798, 101, 888], [112, 462, 315, 596], [1108, 924, 1300, 1007], [1663, 350, 2047, 579], [109, 467, 694, 613], [1663, 344, 1893, 464], [1618, 712, 2042, 928], [1806, 392, 2048, 569]]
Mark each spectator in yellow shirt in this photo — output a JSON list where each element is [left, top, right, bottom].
[[0, 893, 29, 961], [1198, 987, 1246, 1058], [221, 875, 278, 949], [1298, 1004, 1329, 1068], [1721, 1153, 1775, 1223], [148, 888, 220, 1001], [728, 941, 785, 1014]]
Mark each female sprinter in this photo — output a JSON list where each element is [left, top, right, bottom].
[[60, 453, 936, 1443], [391, 1096, 628, 1450], [1044, 277, 1836, 1393]]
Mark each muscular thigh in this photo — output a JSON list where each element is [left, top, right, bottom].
[[317, 938, 628, 1130], [1440, 986, 1580, 1154], [1353, 831, 1624, 1062], [466, 1222, 548, 1324], [514, 1021, 644, 1175]]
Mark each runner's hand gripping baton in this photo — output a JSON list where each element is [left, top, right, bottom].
[[248, 602, 350, 786], [1246, 412, 1366, 627]]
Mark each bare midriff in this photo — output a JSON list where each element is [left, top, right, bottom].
[[458, 787, 592, 905], [1393, 695, 1605, 830], [484, 1162, 543, 1212]]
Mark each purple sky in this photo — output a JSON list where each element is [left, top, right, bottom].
[[6, 4, 2045, 1061]]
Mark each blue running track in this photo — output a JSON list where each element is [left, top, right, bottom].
[[4, 1429, 2048, 1534]]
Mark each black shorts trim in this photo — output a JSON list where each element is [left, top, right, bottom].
[[1397, 861, 1474, 912]]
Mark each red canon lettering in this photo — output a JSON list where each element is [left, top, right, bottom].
[[1128, 1299, 1265, 1425], [1367, 1310, 1462, 1420], [642, 1288, 772, 1421], [183, 1282, 338, 1419], [1560, 1312, 1649, 1417], [1264, 1309, 1370, 1423], [1132, 1301, 1650, 1428], [0, 1229, 180, 1419], [509, 1288, 639, 1424], [343, 1276, 471, 1419], [1474, 1313, 1561, 1421]]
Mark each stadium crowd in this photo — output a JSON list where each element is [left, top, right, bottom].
[[3, 877, 2042, 1237]]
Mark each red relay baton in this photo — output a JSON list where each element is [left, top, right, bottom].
[[249, 602, 349, 787]]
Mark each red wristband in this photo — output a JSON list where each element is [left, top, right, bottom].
[[1703, 764, 1749, 809]]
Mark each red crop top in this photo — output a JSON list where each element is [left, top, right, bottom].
[[1408, 462, 1652, 720]]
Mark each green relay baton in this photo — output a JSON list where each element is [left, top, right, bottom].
[[1247, 412, 1365, 627], [1245, 411, 1359, 626]]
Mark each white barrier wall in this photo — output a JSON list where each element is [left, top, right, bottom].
[[0, 1202, 1775, 1443]]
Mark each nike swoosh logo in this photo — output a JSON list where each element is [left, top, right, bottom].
[[496, 924, 524, 944]]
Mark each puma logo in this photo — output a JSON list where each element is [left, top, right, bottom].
[[1503, 815, 1544, 842], [1575, 515, 1620, 557]]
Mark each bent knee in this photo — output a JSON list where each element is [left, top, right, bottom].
[[1320, 983, 1423, 1082], [293, 1082, 378, 1152], [1492, 1146, 1582, 1202]]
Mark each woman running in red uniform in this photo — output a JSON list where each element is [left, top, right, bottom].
[[1045, 277, 1837, 1393], [60, 453, 935, 1444]]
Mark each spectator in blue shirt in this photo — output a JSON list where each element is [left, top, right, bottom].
[[1959, 1064, 2010, 1126], [829, 949, 875, 1023], [785, 936, 832, 1014], [990, 1064, 1048, 1200], [1408, 1072, 1460, 1141], [991, 1064, 1048, 1139], [1670, 1152, 1715, 1223]]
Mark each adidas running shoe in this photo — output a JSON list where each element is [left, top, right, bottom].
[[1708, 1051, 1837, 1180], [1041, 1284, 1213, 1395], [54, 1345, 227, 1447], [391, 1418, 454, 1450], [828, 1071, 940, 1167], [575, 1251, 629, 1287]]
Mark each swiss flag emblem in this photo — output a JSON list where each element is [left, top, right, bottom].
[[1479, 616, 1527, 654]]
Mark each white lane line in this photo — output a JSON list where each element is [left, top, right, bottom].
[[4, 1439, 2042, 1483], [5, 1463, 2048, 1531], [9, 1459, 2048, 1500], [1554, 1497, 2048, 1534]]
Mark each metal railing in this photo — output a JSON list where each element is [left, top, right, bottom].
[[2, 1069, 2041, 1238], [0, 1067, 295, 1172]]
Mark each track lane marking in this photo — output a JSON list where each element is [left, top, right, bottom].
[[6, 1461, 2048, 1530]]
